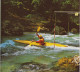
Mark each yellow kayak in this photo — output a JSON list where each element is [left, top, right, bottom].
[[14, 40, 68, 47]]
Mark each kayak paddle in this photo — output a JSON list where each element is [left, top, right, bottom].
[[29, 26, 41, 46]]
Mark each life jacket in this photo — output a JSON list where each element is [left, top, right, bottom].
[[36, 33, 45, 45], [36, 38, 45, 45]]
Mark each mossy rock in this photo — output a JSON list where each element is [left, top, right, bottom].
[[14, 62, 49, 72], [71, 28, 78, 34], [55, 56, 79, 72]]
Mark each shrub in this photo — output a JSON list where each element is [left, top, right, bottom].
[[1, 20, 24, 36], [52, 26, 66, 35]]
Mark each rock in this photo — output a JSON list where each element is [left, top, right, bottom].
[[15, 62, 48, 72], [72, 55, 80, 65], [55, 55, 79, 72], [71, 28, 78, 34]]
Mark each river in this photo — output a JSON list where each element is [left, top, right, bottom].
[[0, 32, 79, 72]]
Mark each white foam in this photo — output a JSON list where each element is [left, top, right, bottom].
[[0, 40, 15, 48], [46, 45, 79, 51], [65, 40, 73, 43], [16, 46, 25, 49], [57, 46, 79, 51], [24, 45, 41, 50], [12, 51, 27, 56], [68, 32, 74, 35], [5, 45, 79, 56], [2, 53, 9, 56], [72, 37, 79, 41], [12, 47, 42, 56]]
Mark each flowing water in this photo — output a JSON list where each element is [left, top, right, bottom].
[[0, 32, 79, 72]]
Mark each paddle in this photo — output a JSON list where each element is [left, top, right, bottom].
[[29, 26, 41, 46], [37, 26, 40, 32]]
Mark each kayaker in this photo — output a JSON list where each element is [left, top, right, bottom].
[[32, 32, 45, 45]]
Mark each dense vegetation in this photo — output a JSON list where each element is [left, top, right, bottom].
[[1, 0, 79, 36]]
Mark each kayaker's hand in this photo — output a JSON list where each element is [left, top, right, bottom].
[[36, 32, 39, 36]]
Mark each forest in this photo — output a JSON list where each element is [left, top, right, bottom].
[[1, 0, 79, 36]]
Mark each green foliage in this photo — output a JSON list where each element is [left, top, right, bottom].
[[52, 26, 66, 35], [32, 0, 40, 4], [62, 0, 71, 5], [72, 0, 79, 10], [2, 0, 79, 35], [25, 14, 45, 23], [2, 0, 23, 6], [32, 0, 40, 8], [61, 0, 79, 10], [52, 0, 59, 3], [26, 14, 33, 18], [70, 16, 79, 24], [10, 1, 23, 5], [1, 20, 24, 36], [71, 28, 78, 34]]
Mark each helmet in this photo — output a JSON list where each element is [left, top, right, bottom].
[[39, 35, 42, 38]]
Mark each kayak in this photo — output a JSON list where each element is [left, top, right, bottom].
[[14, 40, 68, 47]]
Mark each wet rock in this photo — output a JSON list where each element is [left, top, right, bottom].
[[14, 62, 49, 72], [72, 55, 80, 65], [54, 55, 79, 72], [21, 62, 47, 70]]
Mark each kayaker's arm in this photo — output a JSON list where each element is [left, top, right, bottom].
[[36, 32, 39, 38], [32, 40, 41, 43]]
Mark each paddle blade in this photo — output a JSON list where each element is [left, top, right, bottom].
[[37, 26, 40, 32]]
